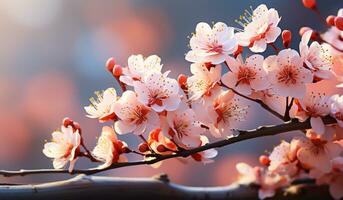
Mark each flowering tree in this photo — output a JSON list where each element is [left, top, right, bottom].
[[1, 1, 343, 199]]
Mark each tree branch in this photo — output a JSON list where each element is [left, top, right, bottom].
[[0, 116, 336, 177], [0, 174, 333, 200]]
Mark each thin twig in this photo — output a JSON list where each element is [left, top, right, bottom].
[[0, 116, 336, 177]]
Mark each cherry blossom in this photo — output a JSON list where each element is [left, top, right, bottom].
[[235, 4, 281, 53], [113, 91, 159, 135], [236, 162, 290, 199], [43, 125, 81, 172], [294, 92, 330, 134], [290, 134, 342, 173], [330, 94, 343, 127], [119, 54, 163, 86], [133, 72, 180, 112], [84, 88, 117, 122], [185, 22, 237, 64], [268, 140, 299, 177], [300, 30, 335, 80], [166, 107, 205, 149], [187, 63, 221, 101], [147, 128, 177, 154], [222, 54, 269, 95], [310, 157, 343, 200], [264, 49, 313, 98], [92, 126, 128, 169], [190, 136, 218, 163], [194, 90, 247, 138]]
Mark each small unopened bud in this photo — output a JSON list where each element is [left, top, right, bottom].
[[63, 117, 73, 128], [178, 74, 188, 87], [326, 15, 336, 26], [106, 57, 116, 73], [191, 153, 202, 162], [121, 146, 131, 154], [259, 155, 271, 166], [302, 0, 316, 9], [112, 64, 123, 77], [156, 144, 167, 152], [282, 30, 292, 48], [138, 143, 149, 153], [335, 16, 343, 31]]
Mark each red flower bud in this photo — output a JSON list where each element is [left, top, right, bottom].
[[326, 15, 336, 26], [178, 74, 188, 87], [138, 143, 149, 153], [62, 117, 73, 128], [335, 16, 343, 31], [106, 57, 116, 73], [259, 155, 271, 166], [112, 64, 123, 77], [282, 30, 292, 48], [302, 0, 316, 9], [156, 144, 167, 152]]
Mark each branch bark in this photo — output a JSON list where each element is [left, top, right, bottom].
[[0, 116, 337, 177], [0, 175, 333, 200]]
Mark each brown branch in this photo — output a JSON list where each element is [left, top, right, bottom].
[[0, 116, 336, 177], [0, 174, 333, 200]]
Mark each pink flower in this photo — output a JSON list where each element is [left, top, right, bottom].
[[133, 72, 180, 112], [264, 49, 313, 98], [222, 54, 269, 95], [166, 107, 205, 149], [236, 162, 289, 199], [119, 54, 163, 86], [92, 126, 128, 169], [300, 30, 335, 80], [294, 92, 330, 134], [185, 22, 237, 64], [187, 64, 222, 101], [113, 91, 159, 135], [330, 94, 343, 127], [84, 88, 117, 122], [194, 90, 247, 138], [311, 157, 343, 200], [268, 140, 299, 177], [291, 135, 342, 173], [235, 4, 281, 53], [43, 125, 81, 172]]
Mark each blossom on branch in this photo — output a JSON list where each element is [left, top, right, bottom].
[[264, 49, 313, 98], [43, 125, 81, 172], [120, 54, 163, 86], [185, 22, 237, 64], [235, 4, 281, 53], [113, 91, 159, 135], [84, 88, 118, 122], [222, 54, 269, 95], [92, 126, 128, 169]]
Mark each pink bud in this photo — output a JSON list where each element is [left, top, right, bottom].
[[62, 117, 73, 128], [178, 74, 188, 87], [302, 0, 316, 9], [156, 145, 167, 152], [138, 143, 149, 153], [282, 30, 292, 48], [335, 16, 343, 31], [259, 155, 271, 166], [106, 57, 116, 73], [326, 15, 336, 26], [112, 64, 123, 77]]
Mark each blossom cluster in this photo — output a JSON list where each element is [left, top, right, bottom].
[[42, 2, 343, 199]]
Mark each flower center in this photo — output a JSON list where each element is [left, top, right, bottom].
[[173, 120, 189, 139], [130, 105, 149, 124], [277, 66, 299, 85], [206, 43, 223, 54], [236, 66, 257, 85]]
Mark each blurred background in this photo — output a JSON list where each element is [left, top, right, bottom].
[[0, 0, 342, 186]]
